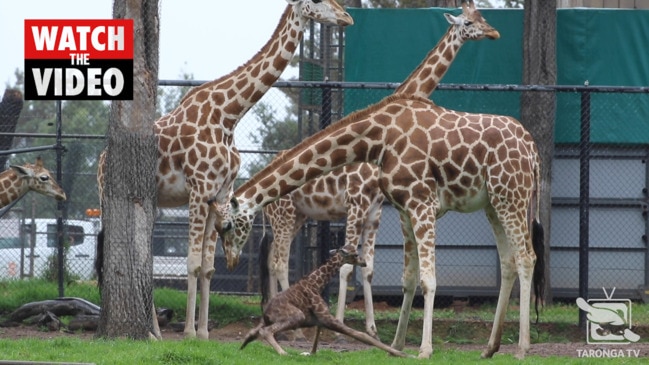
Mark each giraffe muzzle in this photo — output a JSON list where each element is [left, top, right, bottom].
[[486, 30, 500, 40], [338, 13, 354, 27], [226, 255, 240, 271]]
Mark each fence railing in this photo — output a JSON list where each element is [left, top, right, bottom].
[[1, 81, 648, 315]]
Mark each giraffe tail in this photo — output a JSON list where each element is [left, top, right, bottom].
[[259, 233, 271, 308], [531, 153, 545, 323], [532, 219, 545, 323]]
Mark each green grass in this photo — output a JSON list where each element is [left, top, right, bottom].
[[0, 337, 647, 365], [2, 281, 649, 364]]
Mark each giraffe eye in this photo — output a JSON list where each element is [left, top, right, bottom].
[[39, 175, 50, 182], [312, 0, 323, 3], [464, 21, 473, 26], [221, 221, 233, 234]]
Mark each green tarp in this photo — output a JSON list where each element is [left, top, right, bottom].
[[344, 8, 649, 144]]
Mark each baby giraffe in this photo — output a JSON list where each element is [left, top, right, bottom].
[[241, 244, 407, 357]]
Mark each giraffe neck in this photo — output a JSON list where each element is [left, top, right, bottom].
[[0, 170, 27, 207], [234, 95, 415, 215], [394, 26, 462, 99], [303, 254, 344, 292], [180, 5, 306, 131]]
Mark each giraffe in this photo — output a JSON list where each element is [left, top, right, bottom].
[[0, 157, 66, 208], [261, 0, 500, 340], [241, 243, 408, 358], [263, 161, 383, 341], [214, 93, 545, 359], [96, 0, 353, 340]]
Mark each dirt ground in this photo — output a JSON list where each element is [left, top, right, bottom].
[[2, 299, 649, 359]]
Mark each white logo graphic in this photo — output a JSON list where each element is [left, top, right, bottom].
[[576, 288, 640, 345]]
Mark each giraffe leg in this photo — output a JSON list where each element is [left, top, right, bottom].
[[515, 249, 535, 360], [481, 206, 517, 359], [150, 301, 162, 339], [259, 306, 307, 356], [184, 195, 207, 338], [196, 210, 218, 339], [359, 238, 377, 338], [184, 259, 200, 338], [309, 326, 321, 355], [318, 311, 408, 358], [411, 205, 438, 359], [334, 262, 354, 342], [241, 322, 264, 349], [390, 210, 419, 352], [513, 219, 536, 360]]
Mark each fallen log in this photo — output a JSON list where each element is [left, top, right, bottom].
[[1, 297, 174, 332], [8, 297, 100, 323]]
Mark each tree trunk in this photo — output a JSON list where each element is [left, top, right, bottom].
[[97, 0, 159, 339], [521, 0, 556, 303], [0, 89, 23, 168]]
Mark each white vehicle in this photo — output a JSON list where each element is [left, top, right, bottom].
[[0, 218, 98, 280], [0, 210, 191, 283]]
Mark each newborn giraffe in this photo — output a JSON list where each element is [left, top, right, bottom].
[[241, 244, 407, 357]]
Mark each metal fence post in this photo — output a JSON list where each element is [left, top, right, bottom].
[[578, 85, 591, 330], [55, 100, 65, 298], [318, 80, 332, 303]]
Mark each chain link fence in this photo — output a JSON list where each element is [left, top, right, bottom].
[[1, 81, 648, 327]]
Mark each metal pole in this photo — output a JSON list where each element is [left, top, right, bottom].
[[55, 100, 65, 298], [318, 24, 333, 303], [578, 87, 591, 330]]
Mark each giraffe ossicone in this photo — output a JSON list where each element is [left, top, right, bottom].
[[96, 0, 353, 340], [257, 0, 501, 341]]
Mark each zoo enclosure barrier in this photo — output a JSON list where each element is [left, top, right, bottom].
[[0, 80, 648, 325]]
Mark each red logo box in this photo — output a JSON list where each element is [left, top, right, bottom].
[[24, 19, 134, 100]]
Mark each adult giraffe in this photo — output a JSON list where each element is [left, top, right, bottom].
[[0, 157, 66, 208], [215, 93, 544, 359], [97, 0, 353, 339], [261, 0, 500, 340]]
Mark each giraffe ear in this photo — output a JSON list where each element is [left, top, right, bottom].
[[10, 165, 33, 178], [444, 13, 462, 26]]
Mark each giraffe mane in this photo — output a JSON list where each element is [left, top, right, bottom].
[[235, 93, 433, 195], [180, 5, 294, 104]]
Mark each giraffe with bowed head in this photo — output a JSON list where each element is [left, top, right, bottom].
[[0, 157, 66, 208], [96, 0, 353, 339], [261, 0, 500, 341], [215, 92, 545, 359]]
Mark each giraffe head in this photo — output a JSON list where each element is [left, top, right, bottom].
[[332, 244, 366, 267], [10, 157, 67, 201], [289, 0, 354, 27], [213, 197, 252, 271], [444, 0, 500, 41]]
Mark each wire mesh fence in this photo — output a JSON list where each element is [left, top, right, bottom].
[[1, 80, 648, 329]]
